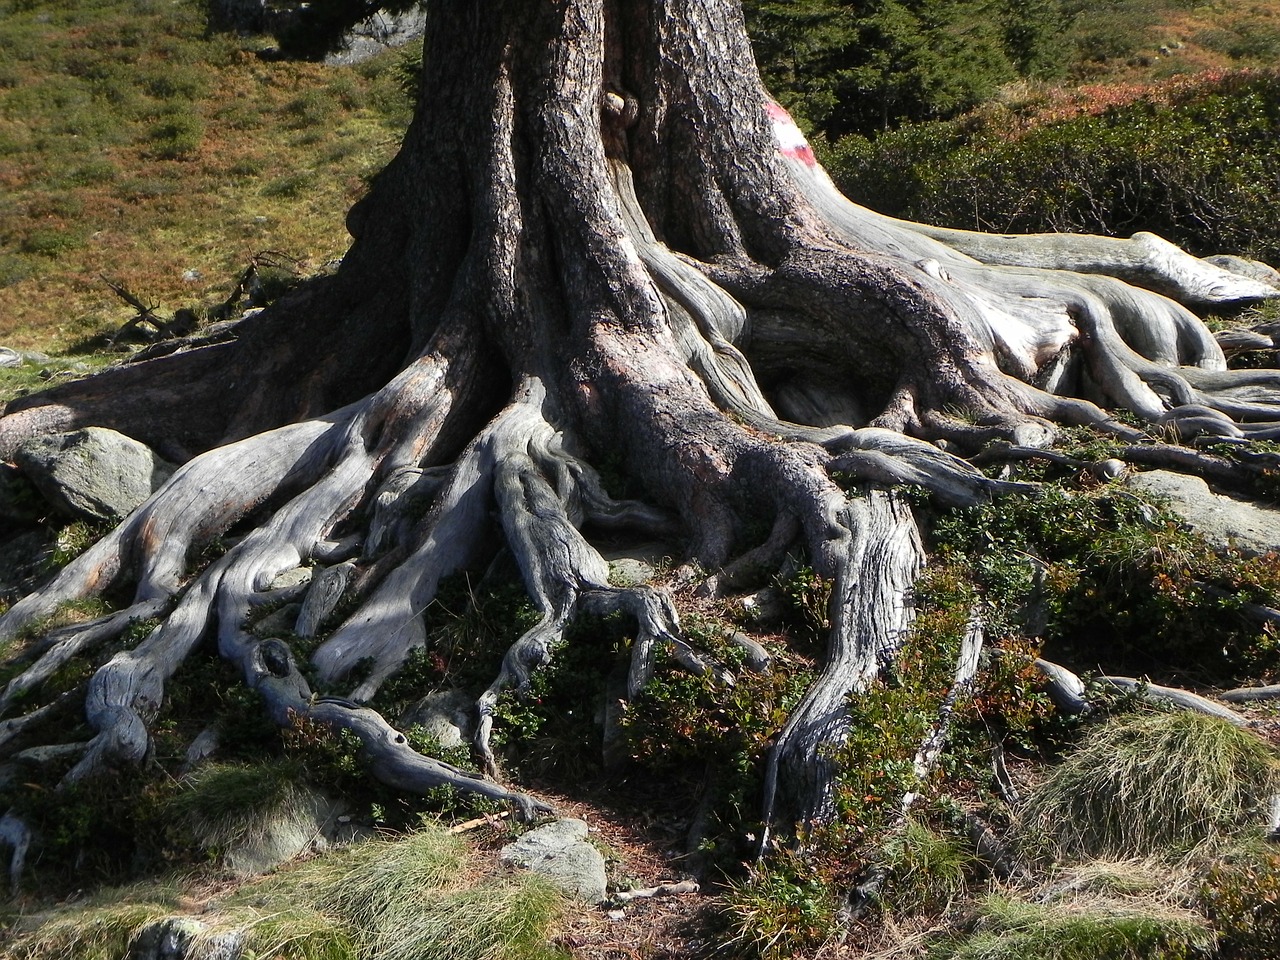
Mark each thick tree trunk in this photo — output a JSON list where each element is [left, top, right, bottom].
[[1, 0, 1279, 876]]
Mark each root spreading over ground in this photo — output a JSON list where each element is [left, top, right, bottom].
[[2, 0, 1280, 887]]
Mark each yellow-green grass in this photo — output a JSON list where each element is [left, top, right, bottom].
[[4, 826, 568, 960], [0, 0, 413, 353]]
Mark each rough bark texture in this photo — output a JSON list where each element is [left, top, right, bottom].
[[2, 0, 1279, 869]]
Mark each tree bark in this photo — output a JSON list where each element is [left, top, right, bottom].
[[1, 0, 1279, 869]]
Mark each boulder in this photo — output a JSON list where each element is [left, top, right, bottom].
[[14, 427, 175, 522], [221, 787, 349, 877], [1126, 469, 1280, 556], [323, 4, 429, 65], [500, 818, 607, 904], [401, 688, 474, 749], [129, 917, 243, 960]]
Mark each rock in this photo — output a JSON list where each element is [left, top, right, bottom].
[[253, 603, 302, 637], [0, 528, 52, 603], [737, 586, 786, 625], [130, 917, 243, 960], [500, 818, 608, 904], [728, 631, 772, 672], [323, 4, 429, 65], [1126, 469, 1280, 556], [401, 688, 474, 749], [608, 557, 655, 586], [14, 427, 176, 522], [221, 787, 349, 877], [601, 542, 671, 587], [270, 567, 314, 591], [0, 347, 20, 368], [182, 726, 221, 773]]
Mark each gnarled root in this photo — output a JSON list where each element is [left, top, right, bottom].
[[761, 487, 924, 844]]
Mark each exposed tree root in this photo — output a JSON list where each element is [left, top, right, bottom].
[[4, 0, 1280, 892]]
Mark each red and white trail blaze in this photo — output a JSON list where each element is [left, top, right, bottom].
[[765, 99, 818, 167]]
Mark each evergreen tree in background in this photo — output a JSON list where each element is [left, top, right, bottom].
[[743, 0, 1068, 136]]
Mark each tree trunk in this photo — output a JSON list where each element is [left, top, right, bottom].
[[1, 0, 1279, 868]]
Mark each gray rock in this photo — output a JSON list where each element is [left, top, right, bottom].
[[129, 917, 243, 960], [182, 726, 221, 773], [401, 688, 474, 749], [728, 631, 772, 672], [607, 557, 655, 586], [270, 567, 314, 591], [221, 787, 349, 877], [323, 4, 428, 65], [253, 603, 302, 637], [14, 427, 175, 522], [737, 587, 786, 625], [500, 818, 608, 904], [1126, 469, 1280, 556], [0, 528, 52, 603]]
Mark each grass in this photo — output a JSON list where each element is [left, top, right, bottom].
[[1020, 709, 1280, 860], [163, 759, 316, 856], [0, 0, 414, 354], [881, 819, 975, 915], [933, 894, 1214, 960], [2, 880, 189, 960], [5, 826, 568, 960]]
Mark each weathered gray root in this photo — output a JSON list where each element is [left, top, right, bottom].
[[468, 379, 701, 776], [245, 638, 553, 820], [1097, 676, 1249, 726], [763, 100, 1280, 443], [761, 486, 924, 846], [0, 812, 32, 894], [0, 598, 170, 717], [0, 414, 348, 647], [901, 615, 985, 815], [1033, 658, 1090, 715], [1219, 684, 1280, 703]]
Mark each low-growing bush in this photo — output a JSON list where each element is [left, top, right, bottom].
[[824, 70, 1280, 264]]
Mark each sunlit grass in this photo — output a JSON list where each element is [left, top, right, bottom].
[[1021, 709, 1280, 860], [6, 827, 567, 960], [0, 0, 413, 353]]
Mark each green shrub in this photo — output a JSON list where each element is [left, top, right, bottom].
[[927, 484, 1280, 682], [145, 109, 204, 160], [20, 227, 85, 259], [1201, 840, 1280, 959], [824, 70, 1280, 264], [722, 855, 837, 960]]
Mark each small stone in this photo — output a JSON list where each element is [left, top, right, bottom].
[[608, 557, 655, 586], [500, 818, 608, 903], [270, 567, 314, 591], [182, 268, 202, 282], [1092, 458, 1127, 481], [254, 603, 302, 637], [401, 688, 474, 749]]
